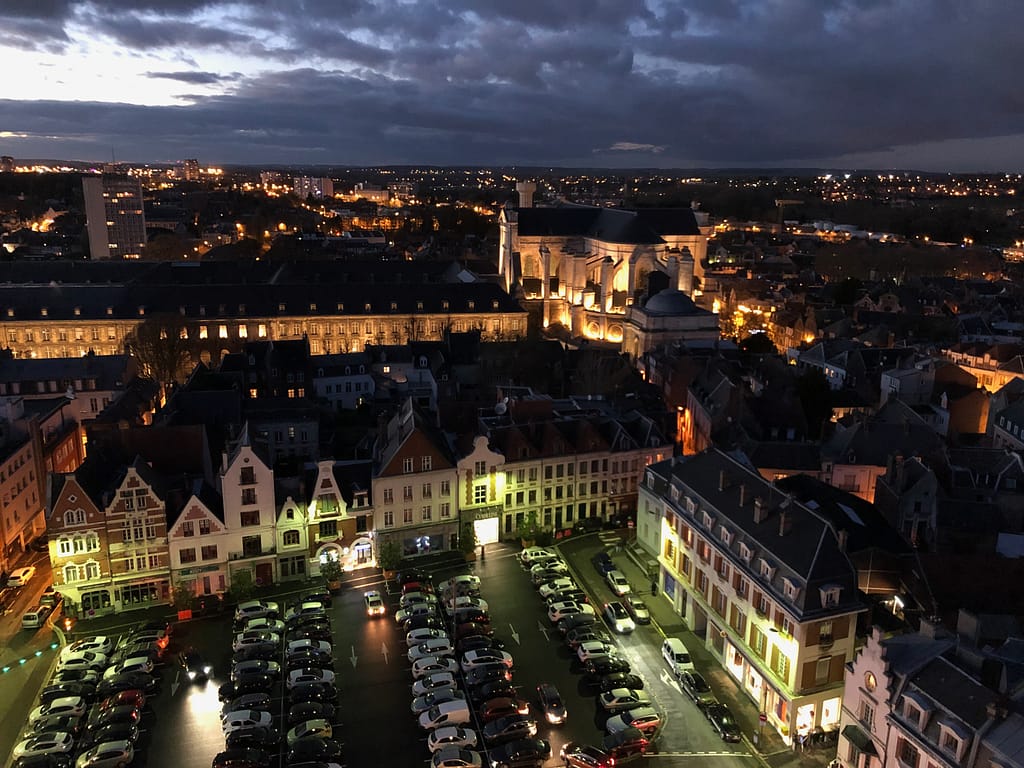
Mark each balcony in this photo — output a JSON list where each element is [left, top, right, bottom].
[[229, 546, 277, 561]]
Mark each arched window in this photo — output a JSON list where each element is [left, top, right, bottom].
[[57, 537, 73, 556], [84, 561, 100, 580], [63, 563, 79, 583], [85, 533, 100, 552], [283, 530, 301, 546]]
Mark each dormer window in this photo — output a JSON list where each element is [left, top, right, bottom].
[[685, 497, 697, 514], [670, 486, 680, 501], [310, 303, 317, 312], [739, 543, 753, 562], [364, 303, 372, 312], [783, 577, 801, 601], [719, 526, 733, 546], [73, 307, 81, 317], [199, 305, 207, 316], [492, 300, 499, 310], [417, 301, 424, 310], [5, 308, 12, 318], [179, 305, 186, 316], [390, 302, 398, 311], [41, 307, 48, 317], [820, 584, 842, 608], [938, 723, 969, 761], [468, 300, 475, 310], [442, 300, 450, 310], [758, 558, 776, 580], [239, 304, 246, 313], [138, 306, 145, 316], [279, 303, 287, 312], [702, 511, 714, 530], [106, 307, 113, 316]]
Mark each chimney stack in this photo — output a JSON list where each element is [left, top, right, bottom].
[[515, 181, 536, 209], [739, 483, 748, 506], [718, 469, 728, 492], [837, 529, 848, 552], [753, 497, 767, 523], [779, 509, 793, 536]]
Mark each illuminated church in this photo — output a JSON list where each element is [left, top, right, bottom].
[[498, 182, 718, 357]]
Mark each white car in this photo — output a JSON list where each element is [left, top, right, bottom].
[[407, 628, 448, 647], [412, 672, 458, 697], [412, 656, 459, 679], [408, 639, 454, 661], [547, 601, 595, 624], [412, 688, 464, 715], [234, 599, 280, 622], [60, 636, 113, 660], [285, 601, 326, 622], [7, 565, 37, 587], [519, 546, 557, 565], [51, 668, 101, 685], [287, 639, 331, 656], [232, 631, 280, 652], [243, 617, 285, 634], [57, 651, 108, 672], [29, 697, 87, 723], [222, 709, 273, 733], [364, 591, 386, 617], [599, 688, 653, 712], [401, 592, 438, 609], [438, 575, 480, 595], [460, 649, 513, 671], [102, 657, 154, 680], [433, 746, 483, 768], [538, 578, 576, 600], [606, 570, 631, 596], [13, 732, 74, 760], [447, 596, 488, 612], [427, 726, 479, 753], [577, 640, 617, 664], [603, 601, 636, 634], [287, 667, 336, 689], [75, 739, 135, 768]]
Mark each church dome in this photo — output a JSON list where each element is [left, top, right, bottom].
[[643, 289, 699, 315]]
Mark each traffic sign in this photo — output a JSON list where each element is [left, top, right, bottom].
[[759, 712, 768, 723]]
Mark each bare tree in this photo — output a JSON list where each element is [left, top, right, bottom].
[[123, 313, 199, 386]]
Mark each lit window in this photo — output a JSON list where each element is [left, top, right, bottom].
[[199, 325, 208, 339], [219, 325, 228, 339], [239, 325, 248, 338]]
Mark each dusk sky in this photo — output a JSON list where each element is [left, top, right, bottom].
[[1, 0, 1023, 171]]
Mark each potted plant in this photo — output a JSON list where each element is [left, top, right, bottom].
[[517, 510, 541, 548], [378, 540, 403, 579], [320, 559, 343, 593], [459, 523, 478, 562]]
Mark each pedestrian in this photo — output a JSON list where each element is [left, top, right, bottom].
[[651, 580, 658, 596]]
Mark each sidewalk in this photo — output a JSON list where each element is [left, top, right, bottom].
[[560, 529, 837, 768]]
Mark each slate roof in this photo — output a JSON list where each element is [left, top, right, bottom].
[[649, 449, 862, 620], [907, 655, 994, 728], [515, 206, 699, 244], [746, 442, 821, 472]]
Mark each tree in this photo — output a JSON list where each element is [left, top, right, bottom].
[[459, 522, 479, 557], [796, 369, 833, 439], [171, 583, 195, 612], [378, 540, 403, 573], [226, 568, 256, 604], [123, 313, 198, 386], [320, 559, 343, 591], [738, 333, 777, 355]]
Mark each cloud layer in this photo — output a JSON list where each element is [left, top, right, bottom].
[[1, 0, 1023, 169]]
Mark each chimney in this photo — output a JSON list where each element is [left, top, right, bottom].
[[837, 529, 848, 552], [515, 181, 536, 209], [739, 483, 748, 506], [718, 469, 728, 492], [753, 497, 767, 523], [779, 509, 793, 536]]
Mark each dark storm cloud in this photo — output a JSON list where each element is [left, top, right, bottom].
[[2, 0, 1024, 168], [146, 70, 230, 84]]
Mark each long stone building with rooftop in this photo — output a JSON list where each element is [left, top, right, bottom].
[[0, 259, 527, 366]]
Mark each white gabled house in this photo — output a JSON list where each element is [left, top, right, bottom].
[[167, 478, 230, 597], [219, 426, 278, 587], [275, 489, 309, 581]]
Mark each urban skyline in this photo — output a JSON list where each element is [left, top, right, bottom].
[[2, 1, 1024, 171]]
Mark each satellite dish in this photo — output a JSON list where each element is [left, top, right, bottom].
[[494, 402, 507, 415], [65, 386, 76, 401]]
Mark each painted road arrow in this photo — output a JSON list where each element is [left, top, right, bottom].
[[381, 642, 390, 664], [509, 623, 521, 644], [536, 620, 549, 641], [170, 670, 180, 697], [350, 645, 358, 669], [659, 668, 683, 694]]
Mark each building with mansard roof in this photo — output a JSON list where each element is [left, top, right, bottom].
[[639, 447, 864, 745]]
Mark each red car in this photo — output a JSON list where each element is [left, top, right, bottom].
[[402, 581, 434, 595], [478, 696, 532, 724], [455, 622, 493, 640], [98, 689, 146, 710]]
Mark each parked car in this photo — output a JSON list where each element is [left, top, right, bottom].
[[102, 658, 154, 680], [412, 672, 458, 697], [285, 624, 331, 643], [605, 570, 631, 596], [40, 683, 95, 705], [560, 743, 615, 768], [536, 682, 566, 725], [537, 578, 575, 600], [477, 697, 531, 724], [432, 747, 483, 768], [29, 697, 87, 723], [225, 726, 280, 751], [287, 737, 343, 763], [705, 703, 742, 742], [576, 641, 617, 664], [233, 600, 279, 623], [286, 667, 335, 689], [411, 688, 464, 715], [288, 682, 337, 705], [547, 601, 590, 624], [598, 688, 652, 713], [96, 673, 157, 698], [460, 649, 513, 671], [231, 660, 280, 680], [464, 665, 512, 687], [437, 575, 480, 595], [680, 671, 716, 710], [284, 601, 326, 622], [57, 652, 108, 673], [222, 694, 272, 716], [395, 604, 434, 624], [232, 643, 278, 664], [402, 592, 439, 610], [466, 680, 517, 706], [412, 656, 460, 679], [557, 614, 597, 635], [79, 722, 138, 750], [603, 601, 636, 634], [286, 639, 332, 656], [482, 715, 538, 746], [409, 639, 455, 661], [12, 733, 74, 761], [217, 674, 274, 701], [7, 566, 37, 588], [595, 673, 645, 693], [584, 656, 631, 677], [427, 726, 479, 753], [85, 705, 141, 731], [285, 651, 333, 672], [602, 726, 650, 760], [23, 715, 83, 740], [286, 702, 335, 728], [592, 551, 615, 575], [285, 719, 332, 746], [97, 690, 146, 710], [221, 710, 273, 734], [301, 588, 333, 608], [605, 706, 660, 736], [60, 638, 113, 660], [211, 748, 271, 768], [232, 632, 280, 653], [486, 737, 551, 768], [624, 596, 651, 624], [565, 628, 611, 651]]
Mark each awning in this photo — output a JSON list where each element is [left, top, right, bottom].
[[842, 724, 878, 755]]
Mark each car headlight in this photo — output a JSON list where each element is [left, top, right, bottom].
[[546, 712, 564, 724], [187, 670, 197, 680], [203, 665, 213, 674]]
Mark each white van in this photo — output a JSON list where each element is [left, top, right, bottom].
[[419, 700, 471, 730], [8, 566, 37, 588], [662, 637, 694, 677], [22, 604, 52, 629]]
